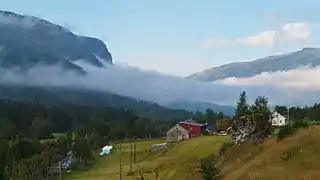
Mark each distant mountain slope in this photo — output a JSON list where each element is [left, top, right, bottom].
[[165, 100, 235, 116], [0, 10, 112, 73], [0, 84, 190, 121], [187, 48, 320, 82]]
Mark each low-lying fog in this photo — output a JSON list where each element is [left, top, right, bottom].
[[0, 60, 319, 107]]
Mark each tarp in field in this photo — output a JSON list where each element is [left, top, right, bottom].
[[100, 145, 113, 155]]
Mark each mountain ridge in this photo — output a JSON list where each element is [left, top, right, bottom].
[[165, 100, 235, 116], [187, 47, 320, 81]]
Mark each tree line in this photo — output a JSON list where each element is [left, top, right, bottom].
[[191, 109, 232, 131], [274, 104, 320, 122]]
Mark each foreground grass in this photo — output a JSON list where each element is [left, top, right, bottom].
[[218, 125, 320, 180], [66, 136, 229, 180]]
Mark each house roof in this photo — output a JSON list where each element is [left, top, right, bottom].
[[178, 119, 208, 127], [167, 124, 190, 134], [271, 111, 287, 119]]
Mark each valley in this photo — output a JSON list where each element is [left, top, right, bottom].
[[0, 5, 320, 180]]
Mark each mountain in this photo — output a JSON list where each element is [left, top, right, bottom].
[[165, 100, 235, 116], [0, 10, 191, 121], [0, 84, 190, 121], [0, 10, 112, 73], [187, 48, 320, 81]]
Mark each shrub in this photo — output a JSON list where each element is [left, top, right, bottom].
[[277, 124, 295, 141], [293, 118, 309, 129], [277, 118, 309, 141], [219, 142, 234, 156], [199, 154, 220, 180]]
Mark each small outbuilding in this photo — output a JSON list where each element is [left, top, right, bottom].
[[166, 119, 209, 143]]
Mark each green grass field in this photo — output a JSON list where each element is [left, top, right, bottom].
[[66, 136, 229, 180]]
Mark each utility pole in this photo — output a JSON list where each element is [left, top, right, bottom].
[[149, 134, 152, 152], [133, 141, 137, 164], [59, 161, 63, 180], [287, 108, 290, 125], [129, 139, 133, 172], [119, 143, 123, 180]]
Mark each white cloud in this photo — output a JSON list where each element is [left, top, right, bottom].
[[235, 30, 276, 47], [282, 23, 310, 40], [204, 22, 310, 48], [215, 66, 320, 92]]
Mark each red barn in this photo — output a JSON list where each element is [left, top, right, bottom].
[[166, 119, 211, 143], [178, 120, 208, 138]]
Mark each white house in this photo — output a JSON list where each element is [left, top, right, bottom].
[[270, 111, 287, 126]]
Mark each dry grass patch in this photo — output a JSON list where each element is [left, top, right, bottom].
[[218, 125, 320, 180]]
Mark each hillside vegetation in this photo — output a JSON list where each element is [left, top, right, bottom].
[[218, 125, 320, 180], [67, 136, 229, 180]]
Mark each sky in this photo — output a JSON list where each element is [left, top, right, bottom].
[[2, 0, 320, 76]]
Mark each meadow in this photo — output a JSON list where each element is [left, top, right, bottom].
[[66, 136, 229, 180]]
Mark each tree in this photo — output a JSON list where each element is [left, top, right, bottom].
[[29, 116, 52, 140], [0, 118, 16, 140], [250, 96, 272, 137], [193, 111, 206, 124], [205, 109, 218, 131], [7, 138, 41, 164], [56, 136, 68, 156], [0, 138, 8, 179], [235, 91, 250, 119], [72, 134, 92, 167], [66, 131, 73, 150], [216, 118, 232, 130], [88, 116, 110, 137], [274, 105, 287, 117]]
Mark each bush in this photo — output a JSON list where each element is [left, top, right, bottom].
[[293, 118, 309, 128], [219, 142, 234, 156], [277, 118, 309, 141], [277, 124, 295, 141], [199, 154, 220, 180]]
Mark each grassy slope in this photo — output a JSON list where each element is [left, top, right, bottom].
[[66, 136, 228, 180], [219, 125, 320, 180]]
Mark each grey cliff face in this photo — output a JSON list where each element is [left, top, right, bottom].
[[0, 10, 112, 73]]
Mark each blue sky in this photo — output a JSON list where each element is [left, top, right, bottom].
[[2, 0, 320, 76]]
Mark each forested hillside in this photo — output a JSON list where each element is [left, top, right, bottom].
[[0, 84, 190, 121]]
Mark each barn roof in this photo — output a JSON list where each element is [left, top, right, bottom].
[[179, 119, 208, 127], [167, 124, 190, 134]]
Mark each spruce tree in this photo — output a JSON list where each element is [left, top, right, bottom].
[[235, 91, 250, 119]]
